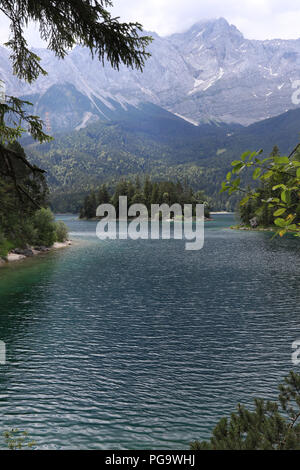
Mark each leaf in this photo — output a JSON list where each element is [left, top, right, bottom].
[[240, 196, 250, 206], [274, 156, 290, 164], [220, 182, 229, 194], [248, 151, 258, 161], [253, 168, 261, 180], [232, 163, 244, 174], [261, 171, 273, 180], [272, 184, 286, 191], [233, 177, 241, 187], [273, 208, 286, 217], [281, 190, 291, 204], [241, 151, 251, 161], [274, 218, 286, 227]]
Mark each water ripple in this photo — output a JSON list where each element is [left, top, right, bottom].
[[0, 215, 299, 449]]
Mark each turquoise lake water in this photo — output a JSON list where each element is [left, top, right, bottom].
[[0, 214, 299, 449]]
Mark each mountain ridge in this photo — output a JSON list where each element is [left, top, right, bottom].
[[26, 103, 300, 212], [2, 17, 300, 131]]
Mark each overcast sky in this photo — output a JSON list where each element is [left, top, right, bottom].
[[0, 0, 300, 47]]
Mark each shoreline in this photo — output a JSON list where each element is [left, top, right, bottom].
[[231, 225, 300, 234], [231, 225, 275, 232], [210, 211, 233, 215], [79, 216, 214, 222], [0, 240, 72, 267]]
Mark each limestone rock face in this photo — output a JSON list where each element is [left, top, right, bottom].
[[1, 18, 300, 129]]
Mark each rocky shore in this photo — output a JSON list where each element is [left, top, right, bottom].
[[0, 240, 72, 266]]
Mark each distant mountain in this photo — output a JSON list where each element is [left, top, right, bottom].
[[2, 17, 300, 131], [27, 104, 300, 212], [27, 102, 237, 190]]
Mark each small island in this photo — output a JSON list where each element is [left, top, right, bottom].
[[79, 177, 211, 220]]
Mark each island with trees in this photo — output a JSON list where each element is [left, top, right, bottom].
[[79, 177, 211, 220]]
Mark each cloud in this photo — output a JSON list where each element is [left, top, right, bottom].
[[0, 0, 299, 47], [112, 0, 300, 39], [0, 15, 46, 47]]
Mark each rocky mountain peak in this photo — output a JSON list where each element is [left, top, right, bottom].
[[1, 18, 300, 130]]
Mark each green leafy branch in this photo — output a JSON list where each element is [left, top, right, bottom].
[[221, 145, 300, 237]]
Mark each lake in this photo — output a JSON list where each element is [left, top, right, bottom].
[[0, 214, 299, 449]]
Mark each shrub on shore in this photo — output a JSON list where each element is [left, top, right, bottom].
[[32, 209, 69, 247], [55, 220, 69, 243], [0, 209, 69, 259], [0, 232, 14, 258], [33, 208, 57, 247]]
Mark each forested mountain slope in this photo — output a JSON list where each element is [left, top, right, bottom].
[[27, 104, 300, 212]]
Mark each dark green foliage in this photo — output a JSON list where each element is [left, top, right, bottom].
[[0, 142, 68, 256], [0, 142, 48, 251], [0, 232, 14, 258], [33, 208, 57, 247], [32, 209, 69, 247], [97, 184, 110, 205], [79, 177, 211, 219], [49, 191, 88, 214], [29, 112, 239, 212], [80, 191, 98, 219], [55, 221, 69, 243], [191, 372, 300, 450], [0, 138, 49, 210]]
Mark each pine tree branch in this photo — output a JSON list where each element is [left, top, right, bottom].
[[0, 144, 45, 207], [288, 143, 300, 159]]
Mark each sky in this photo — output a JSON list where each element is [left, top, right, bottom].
[[0, 0, 299, 47]]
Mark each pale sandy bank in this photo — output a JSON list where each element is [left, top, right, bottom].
[[1, 240, 72, 266]]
